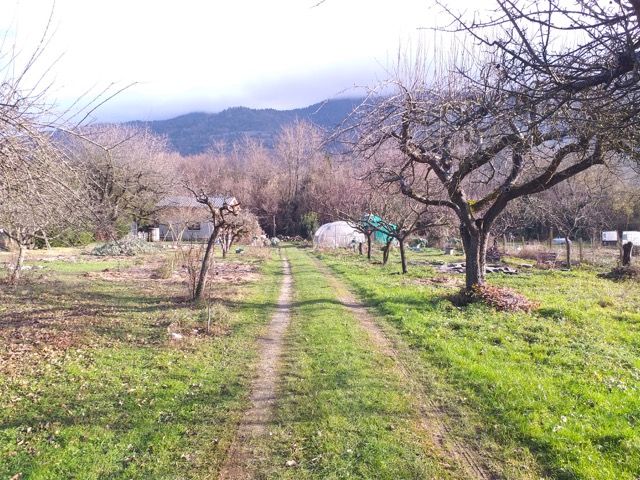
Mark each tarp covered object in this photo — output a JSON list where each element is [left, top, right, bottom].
[[360, 214, 397, 244]]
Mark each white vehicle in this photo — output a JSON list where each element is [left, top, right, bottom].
[[552, 237, 572, 245]]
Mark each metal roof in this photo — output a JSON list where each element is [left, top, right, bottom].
[[157, 195, 237, 209]]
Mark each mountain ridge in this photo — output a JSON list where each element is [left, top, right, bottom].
[[127, 97, 362, 155]]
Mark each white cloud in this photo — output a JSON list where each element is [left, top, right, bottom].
[[0, 0, 488, 121]]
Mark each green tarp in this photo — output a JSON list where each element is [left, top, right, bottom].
[[359, 214, 397, 244]]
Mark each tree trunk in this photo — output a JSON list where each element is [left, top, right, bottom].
[[548, 227, 553, 249], [461, 225, 488, 291], [358, 242, 363, 256], [623, 242, 634, 267], [366, 233, 372, 260], [565, 236, 571, 269], [382, 241, 391, 265], [220, 234, 229, 259], [617, 227, 624, 265], [9, 243, 26, 284], [41, 230, 51, 250], [399, 238, 407, 274], [194, 231, 217, 301], [272, 215, 277, 238]]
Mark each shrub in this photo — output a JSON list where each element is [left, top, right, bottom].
[[155, 254, 178, 279], [513, 246, 544, 261], [91, 237, 157, 256], [203, 302, 232, 336]]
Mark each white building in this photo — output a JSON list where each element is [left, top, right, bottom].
[[155, 195, 238, 241], [601, 231, 640, 245]]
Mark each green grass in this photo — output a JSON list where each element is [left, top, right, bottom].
[[0, 248, 282, 479], [314, 248, 640, 479], [257, 247, 452, 479]]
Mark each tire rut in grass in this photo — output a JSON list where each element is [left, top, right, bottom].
[[310, 254, 500, 480], [218, 257, 292, 480]]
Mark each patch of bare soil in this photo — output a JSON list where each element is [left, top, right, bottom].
[[310, 257, 500, 480], [410, 275, 463, 288], [598, 265, 640, 281], [211, 262, 260, 285], [85, 259, 166, 283], [0, 298, 102, 377], [218, 258, 292, 480], [87, 259, 259, 287]]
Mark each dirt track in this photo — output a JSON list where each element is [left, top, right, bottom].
[[309, 255, 499, 480], [218, 257, 292, 480]]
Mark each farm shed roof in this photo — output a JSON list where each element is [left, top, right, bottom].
[[157, 195, 237, 209]]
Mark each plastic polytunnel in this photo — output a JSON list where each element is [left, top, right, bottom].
[[313, 221, 365, 249]]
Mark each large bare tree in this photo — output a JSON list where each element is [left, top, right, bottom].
[[70, 125, 176, 239], [351, 0, 640, 291]]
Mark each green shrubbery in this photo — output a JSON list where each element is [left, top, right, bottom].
[[91, 237, 157, 256]]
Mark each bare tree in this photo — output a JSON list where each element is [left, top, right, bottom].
[[219, 211, 263, 258], [373, 193, 448, 273], [70, 125, 177, 239], [275, 120, 323, 204], [181, 153, 240, 300], [183, 188, 239, 301], [350, 0, 640, 291], [488, 198, 533, 254], [0, 6, 134, 280], [528, 172, 609, 268], [0, 136, 84, 282], [241, 139, 285, 237]]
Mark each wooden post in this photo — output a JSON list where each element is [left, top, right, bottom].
[[578, 238, 583, 265], [565, 237, 572, 269]]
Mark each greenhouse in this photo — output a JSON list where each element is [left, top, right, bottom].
[[313, 221, 365, 249]]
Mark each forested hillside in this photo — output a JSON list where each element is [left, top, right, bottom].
[[129, 98, 360, 155]]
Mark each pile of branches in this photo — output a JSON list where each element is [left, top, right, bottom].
[[452, 284, 538, 313], [598, 266, 640, 282]]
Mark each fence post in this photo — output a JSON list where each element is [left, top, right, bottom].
[[579, 238, 583, 264]]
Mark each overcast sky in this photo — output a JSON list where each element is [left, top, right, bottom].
[[0, 0, 482, 122]]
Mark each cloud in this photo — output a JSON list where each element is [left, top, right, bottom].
[[90, 63, 385, 122]]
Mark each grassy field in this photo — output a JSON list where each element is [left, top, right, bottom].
[[257, 247, 452, 479], [3, 242, 639, 479], [314, 246, 640, 479], [0, 246, 281, 479]]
